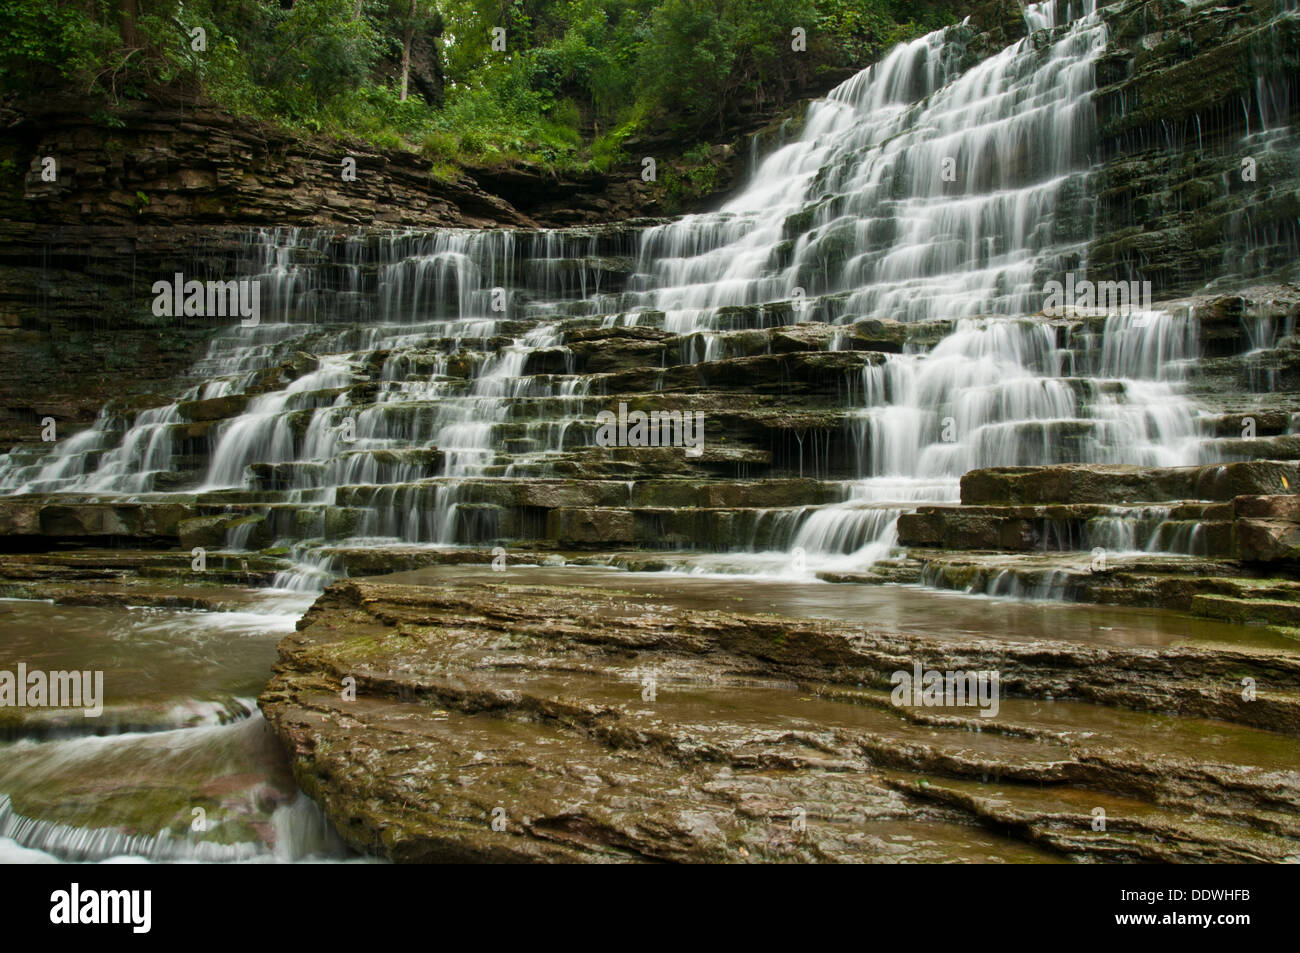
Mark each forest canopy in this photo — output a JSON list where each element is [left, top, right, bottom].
[[0, 0, 960, 172]]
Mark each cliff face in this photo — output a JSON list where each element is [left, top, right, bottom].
[[2, 0, 1299, 444], [5, 99, 534, 231], [0, 98, 538, 444], [0, 81, 827, 439], [1088, 0, 1300, 295]]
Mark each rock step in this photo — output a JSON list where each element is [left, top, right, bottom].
[[1191, 594, 1300, 628], [0, 479, 871, 551], [334, 477, 852, 509], [961, 461, 1300, 505], [899, 497, 1242, 555], [0, 500, 197, 543], [1202, 435, 1300, 460], [903, 480, 1300, 569], [888, 774, 1299, 863], [908, 548, 1300, 637], [1203, 411, 1296, 437], [257, 578, 1300, 862]]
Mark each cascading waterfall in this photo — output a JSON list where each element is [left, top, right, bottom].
[[0, 0, 1251, 585], [624, 0, 1106, 332]]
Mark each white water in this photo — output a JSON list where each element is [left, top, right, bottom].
[[0, 591, 366, 864], [0, 730, 350, 864], [0, 0, 1231, 581], [627, 0, 1105, 328]]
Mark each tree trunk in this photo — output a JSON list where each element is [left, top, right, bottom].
[[400, 0, 416, 101], [120, 0, 138, 46]]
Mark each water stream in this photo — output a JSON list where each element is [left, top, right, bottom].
[[1, 0, 1297, 862], [0, 592, 356, 862], [0, 1, 1232, 577]]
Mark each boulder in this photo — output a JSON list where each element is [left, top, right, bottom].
[[546, 507, 635, 545]]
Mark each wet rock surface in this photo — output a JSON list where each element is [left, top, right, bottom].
[[959, 461, 1300, 506], [1089, 0, 1300, 296], [259, 575, 1300, 863], [3, 0, 1300, 865]]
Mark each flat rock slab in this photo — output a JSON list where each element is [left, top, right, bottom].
[[259, 578, 1300, 863], [960, 462, 1300, 505]]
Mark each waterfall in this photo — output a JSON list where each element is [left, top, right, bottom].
[[0, 0, 1247, 583], [624, 0, 1106, 335]]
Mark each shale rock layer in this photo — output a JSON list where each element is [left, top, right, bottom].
[[259, 577, 1300, 863]]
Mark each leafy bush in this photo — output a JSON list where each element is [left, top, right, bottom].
[[2, 0, 962, 175]]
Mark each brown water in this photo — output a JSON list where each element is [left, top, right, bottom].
[[0, 591, 356, 863], [1, 565, 1296, 863], [380, 564, 1299, 651]]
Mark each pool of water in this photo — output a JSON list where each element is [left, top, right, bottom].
[[379, 563, 1299, 651], [0, 589, 358, 863]]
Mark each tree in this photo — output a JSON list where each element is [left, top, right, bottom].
[[400, 0, 416, 99], [120, 0, 139, 47]]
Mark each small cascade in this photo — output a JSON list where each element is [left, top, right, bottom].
[[0, 402, 186, 495], [203, 357, 356, 490], [789, 503, 909, 566], [0, 734, 351, 863], [982, 568, 1076, 601], [270, 543, 343, 592], [768, 308, 1214, 568]]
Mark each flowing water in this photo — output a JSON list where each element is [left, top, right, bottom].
[[1, 0, 1297, 861], [0, 591, 356, 862], [0, 1, 1228, 571]]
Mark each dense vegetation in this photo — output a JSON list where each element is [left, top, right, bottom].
[[1, 0, 959, 173]]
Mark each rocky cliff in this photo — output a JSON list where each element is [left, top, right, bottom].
[[0, 96, 536, 444], [2, 0, 1300, 866], [1089, 0, 1300, 294]]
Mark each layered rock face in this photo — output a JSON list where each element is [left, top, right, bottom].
[[2, 231, 1296, 588], [259, 576, 1300, 862], [1089, 0, 1300, 295], [0, 100, 533, 445], [3, 0, 1295, 441]]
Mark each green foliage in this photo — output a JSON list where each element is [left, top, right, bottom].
[[657, 151, 721, 213], [590, 116, 638, 173], [258, 0, 379, 110], [3, 0, 962, 176], [814, 0, 956, 62], [636, 0, 736, 132], [0, 0, 120, 89]]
